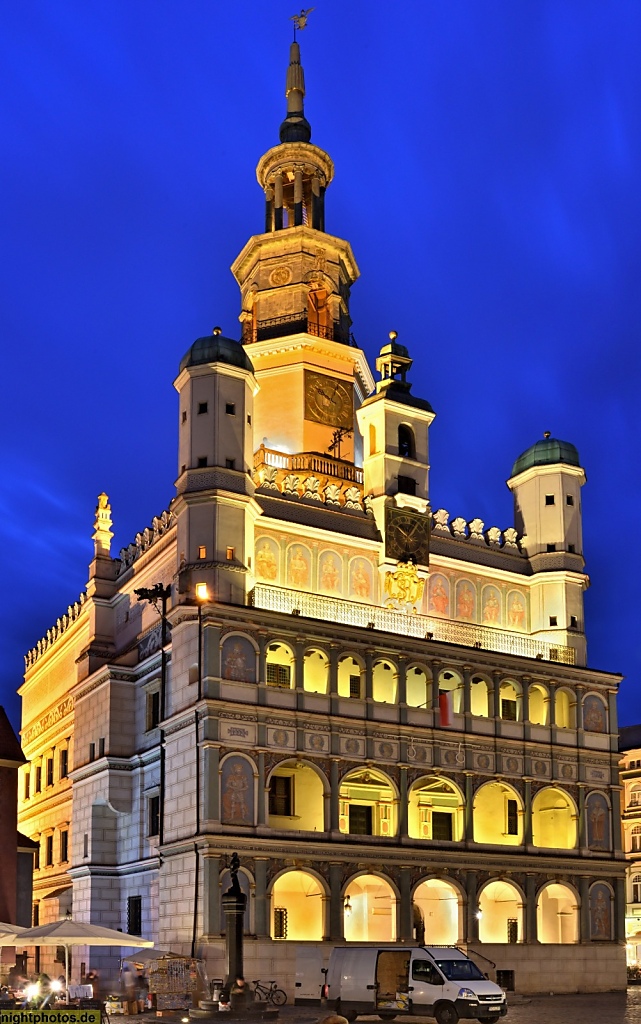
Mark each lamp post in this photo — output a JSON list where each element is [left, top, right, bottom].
[[134, 582, 171, 846], [195, 582, 210, 701]]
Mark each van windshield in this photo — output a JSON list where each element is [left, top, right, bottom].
[[433, 960, 485, 982]]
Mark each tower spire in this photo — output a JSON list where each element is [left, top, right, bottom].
[[280, 34, 311, 143]]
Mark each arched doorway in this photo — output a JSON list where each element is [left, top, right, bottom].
[[478, 880, 523, 943], [473, 782, 523, 845], [267, 761, 326, 831], [344, 874, 396, 942], [408, 776, 463, 842], [270, 869, 324, 941], [413, 878, 461, 945], [532, 788, 577, 849], [537, 883, 578, 944], [339, 768, 397, 837]]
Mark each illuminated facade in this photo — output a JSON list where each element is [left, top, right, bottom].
[[18, 36, 625, 996], [618, 726, 641, 968]]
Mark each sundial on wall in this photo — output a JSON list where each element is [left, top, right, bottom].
[[385, 506, 430, 565]]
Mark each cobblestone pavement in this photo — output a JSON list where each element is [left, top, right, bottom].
[[110, 991, 641, 1024]]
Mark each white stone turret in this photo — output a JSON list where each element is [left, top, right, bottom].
[[507, 433, 588, 664], [173, 329, 261, 606]]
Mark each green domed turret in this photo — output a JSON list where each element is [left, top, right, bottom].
[[511, 432, 580, 478], [179, 328, 254, 374]]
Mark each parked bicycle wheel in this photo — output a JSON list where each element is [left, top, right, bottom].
[[270, 989, 287, 1006], [252, 983, 267, 1002]]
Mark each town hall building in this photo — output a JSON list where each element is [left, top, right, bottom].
[[17, 33, 625, 997]]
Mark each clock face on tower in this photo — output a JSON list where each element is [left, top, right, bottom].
[[304, 369, 353, 429], [385, 506, 431, 565]]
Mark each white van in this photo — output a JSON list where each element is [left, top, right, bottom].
[[324, 946, 507, 1024]]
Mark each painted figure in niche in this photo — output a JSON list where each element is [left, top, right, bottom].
[[508, 592, 526, 630], [288, 546, 310, 588], [587, 792, 610, 850], [221, 758, 253, 825], [351, 559, 372, 599], [222, 635, 256, 683], [583, 695, 607, 733], [320, 552, 341, 593], [456, 581, 475, 620], [482, 586, 501, 624], [590, 884, 611, 940], [256, 539, 278, 581], [429, 575, 449, 616]]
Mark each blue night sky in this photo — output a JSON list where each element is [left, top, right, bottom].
[[1, 1, 640, 732]]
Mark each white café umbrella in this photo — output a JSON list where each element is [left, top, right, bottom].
[[0, 922, 27, 943], [5, 918, 153, 1002]]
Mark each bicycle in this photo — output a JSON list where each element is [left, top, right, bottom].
[[251, 980, 287, 1005]]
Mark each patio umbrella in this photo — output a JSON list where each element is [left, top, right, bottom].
[[0, 922, 27, 943], [4, 918, 153, 1002], [122, 948, 184, 967]]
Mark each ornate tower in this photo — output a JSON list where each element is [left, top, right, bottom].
[[232, 35, 373, 464], [507, 433, 588, 661]]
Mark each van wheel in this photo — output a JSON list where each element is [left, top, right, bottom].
[[336, 1002, 357, 1022], [378, 1015, 397, 1020], [435, 1002, 459, 1024]]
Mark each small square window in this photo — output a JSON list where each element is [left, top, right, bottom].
[[566, 494, 574, 506], [83, 834, 89, 858], [198, 402, 208, 415], [60, 830, 69, 864], [568, 544, 575, 553], [570, 615, 578, 629], [98, 737, 105, 758], [397, 475, 417, 496], [46, 758, 54, 787], [198, 545, 207, 559], [197, 456, 207, 468], [45, 835, 53, 867], [545, 494, 555, 506], [247, 414, 252, 425], [549, 615, 557, 627], [89, 743, 95, 763], [226, 546, 235, 561], [60, 749, 68, 779], [225, 403, 236, 415], [181, 410, 187, 423], [35, 766, 42, 793], [225, 458, 236, 470], [546, 543, 556, 552]]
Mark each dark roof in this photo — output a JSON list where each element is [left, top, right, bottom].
[[511, 436, 580, 477], [361, 381, 434, 414], [0, 707, 25, 764], [17, 831, 39, 850], [256, 493, 381, 541], [179, 333, 254, 374], [620, 724, 641, 753]]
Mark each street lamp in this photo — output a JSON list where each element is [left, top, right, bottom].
[[134, 582, 171, 846], [195, 582, 210, 701]]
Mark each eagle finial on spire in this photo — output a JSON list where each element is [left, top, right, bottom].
[[291, 8, 314, 38]]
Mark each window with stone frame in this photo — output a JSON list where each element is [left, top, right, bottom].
[[631, 826, 641, 853], [269, 775, 293, 817], [633, 875, 641, 904], [146, 687, 161, 731], [148, 794, 161, 837]]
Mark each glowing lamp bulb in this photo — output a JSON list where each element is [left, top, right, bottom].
[[476, 910, 483, 919], [195, 583, 209, 602], [26, 984, 39, 1000], [51, 981, 62, 992]]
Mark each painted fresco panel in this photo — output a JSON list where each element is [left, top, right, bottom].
[[589, 882, 613, 940], [221, 755, 255, 826], [583, 694, 608, 733], [481, 584, 502, 625], [428, 574, 449, 617], [586, 792, 611, 851], [255, 536, 279, 582], [319, 549, 342, 595], [349, 557, 373, 601], [455, 579, 476, 621], [507, 590, 527, 630], [287, 544, 311, 589], [221, 634, 256, 682]]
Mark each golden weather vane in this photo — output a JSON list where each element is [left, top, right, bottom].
[[291, 8, 314, 38]]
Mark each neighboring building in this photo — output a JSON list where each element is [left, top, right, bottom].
[[18, 36, 626, 996], [0, 706, 36, 976], [619, 724, 641, 967]]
